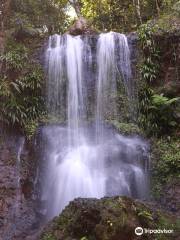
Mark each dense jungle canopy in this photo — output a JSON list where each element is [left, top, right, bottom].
[[1, 0, 179, 34]]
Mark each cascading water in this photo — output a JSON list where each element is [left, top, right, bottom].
[[96, 32, 132, 141], [39, 32, 149, 220], [66, 35, 85, 146]]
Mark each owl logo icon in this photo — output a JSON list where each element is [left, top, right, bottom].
[[135, 227, 143, 236]]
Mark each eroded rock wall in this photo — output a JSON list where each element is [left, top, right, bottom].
[[0, 128, 38, 240]]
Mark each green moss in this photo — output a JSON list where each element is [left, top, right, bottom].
[[42, 234, 56, 240], [108, 120, 142, 135], [137, 210, 153, 221], [40, 114, 65, 125], [158, 215, 174, 229], [80, 237, 89, 240], [41, 196, 178, 240], [143, 2, 180, 35], [151, 137, 180, 197], [153, 15, 180, 34]]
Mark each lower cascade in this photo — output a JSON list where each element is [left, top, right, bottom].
[[38, 32, 149, 220]]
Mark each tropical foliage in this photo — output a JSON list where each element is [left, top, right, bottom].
[[8, 0, 70, 33], [139, 88, 179, 136], [138, 22, 179, 136], [138, 24, 160, 83], [68, 0, 178, 32], [0, 41, 45, 135], [152, 138, 180, 197]]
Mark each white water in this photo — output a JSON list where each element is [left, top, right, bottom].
[[16, 137, 25, 209], [66, 35, 85, 146], [41, 32, 149, 220], [46, 35, 66, 117], [96, 32, 132, 141]]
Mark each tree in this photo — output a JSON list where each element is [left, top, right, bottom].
[[155, 0, 161, 16], [133, 0, 142, 24], [74, 0, 178, 32], [80, 0, 138, 32], [10, 0, 70, 33]]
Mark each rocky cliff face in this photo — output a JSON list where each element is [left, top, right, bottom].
[[0, 128, 38, 240], [68, 17, 97, 36], [150, 31, 180, 214], [155, 33, 180, 96]]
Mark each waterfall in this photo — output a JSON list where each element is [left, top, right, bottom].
[[46, 35, 66, 118], [66, 35, 85, 146], [96, 32, 116, 142], [39, 32, 149, 220], [96, 32, 132, 141]]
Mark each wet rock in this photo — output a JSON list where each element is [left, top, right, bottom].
[[161, 81, 180, 98], [13, 26, 44, 40], [68, 17, 97, 36], [0, 131, 38, 240], [160, 179, 180, 216]]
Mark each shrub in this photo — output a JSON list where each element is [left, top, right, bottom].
[[109, 120, 142, 135], [139, 87, 179, 136], [0, 41, 45, 137], [152, 138, 180, 197]]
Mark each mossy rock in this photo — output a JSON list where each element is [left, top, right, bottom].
[[41, 196, 179, 240], [108, 120, 143, 136], [146, 2, 180, 36], [68, 17, 98, 36], [14, 26, 45, 40], [151, 137, 180, 214], [159, 81, 180, 98]]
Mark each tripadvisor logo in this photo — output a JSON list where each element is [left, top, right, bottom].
[[135, 227, 143, 236], [135, 226, 174, 236]]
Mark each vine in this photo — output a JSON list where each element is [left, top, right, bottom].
[[138, 23, 160, 84], [137, 23, 179, 136]]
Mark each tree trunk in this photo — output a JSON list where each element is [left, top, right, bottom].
[[133, 0, 142, 25], [155, 0, 161, 16]]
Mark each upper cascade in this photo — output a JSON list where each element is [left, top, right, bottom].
[[46, 32, 133, 122]]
